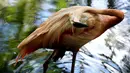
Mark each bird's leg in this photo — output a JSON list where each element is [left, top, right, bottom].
[[43, 50, 56, 73], [71, 51, 77, 73]]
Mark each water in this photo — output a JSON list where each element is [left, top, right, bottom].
[[0, 0, 130, 73]]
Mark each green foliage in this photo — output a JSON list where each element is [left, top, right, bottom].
[[0, 2, 25, 23], [55, 0, 67, 11], [0, 0, 40, 24], [23, 0, 40, 24], [21, 65, 34, 73], [4, 7, 18, 22], [47, 62, 62, 73], [0, 53, 13, 73], [0, 0, 8, 9]]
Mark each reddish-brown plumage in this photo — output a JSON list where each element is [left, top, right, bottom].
[[16, 6, 124, 73]]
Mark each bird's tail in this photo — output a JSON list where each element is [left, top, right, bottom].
[[15, 46, 38, 65]]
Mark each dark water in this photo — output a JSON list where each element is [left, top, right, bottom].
[[0, 0, 130, 73]]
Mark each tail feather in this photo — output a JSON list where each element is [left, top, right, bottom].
[[16, 34, 43, 63], [15, 46, 38, 64]]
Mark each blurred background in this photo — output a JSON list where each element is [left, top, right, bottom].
[[0, 0, 130, 73]]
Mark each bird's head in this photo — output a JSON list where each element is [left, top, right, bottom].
[[67, 7, 124, 41]]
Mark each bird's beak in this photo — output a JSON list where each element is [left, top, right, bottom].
[[73, 21, 88, 28]]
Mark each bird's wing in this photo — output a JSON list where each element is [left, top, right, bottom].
[[17, 25, 49, 49], [17, 8, 71, 49]]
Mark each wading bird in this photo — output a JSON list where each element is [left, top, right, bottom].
[[16, 6, 124, 73]]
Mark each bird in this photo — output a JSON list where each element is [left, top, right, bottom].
[[16, 6, 124, 73]]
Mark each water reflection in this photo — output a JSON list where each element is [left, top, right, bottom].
[[0, 0, 130, 73]]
